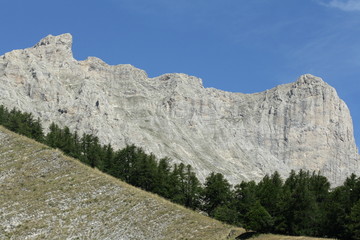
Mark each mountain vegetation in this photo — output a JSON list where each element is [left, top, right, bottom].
[[1, 104, 358, 239], [0, 127, 242, 239]]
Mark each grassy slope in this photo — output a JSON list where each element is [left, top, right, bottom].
[[0, 126, 243, 240], [0, 126, 332, 240]]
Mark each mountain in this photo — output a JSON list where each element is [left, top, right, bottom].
[[0, 33, 358, 186]]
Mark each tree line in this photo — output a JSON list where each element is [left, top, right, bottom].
[[0, 105, 359, 239]]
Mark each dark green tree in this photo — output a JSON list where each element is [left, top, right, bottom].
[[46, 122, 62, 148], [234, 180, 257, 223], [183, 164, 202, 209], [244, 201, 274, 233], [153, 157, 172, 199], [324, 174, 360, 239], [99, 144, 114, 173], [130, 152, 158, 191], [257, 172, 283, 216], [308, 171, 330, 235], [0, 105, 8, 125], [60, 126, 76, 155], [348, 199, 360, 240], [213, 204, 239, 225], [323, 185, 349, 238], [169, 163, 187, 205], [111, 145, 138, 180], [202, 172, 232, 217], [281, 170, 320, 236], [256, 172, 284, 232]]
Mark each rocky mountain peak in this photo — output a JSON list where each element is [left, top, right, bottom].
[[32, 33, 73, 59], [0, 34, 358, 186], [34, 33, 72, 49], [286, 74, 335, 100], [295, 74, 325, 86], [154, 73, 204, 91]]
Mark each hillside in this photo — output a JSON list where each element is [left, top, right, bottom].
[[0, 126, 242, 239], [0, 33, 358, 186], [0, 126, 337, 240]]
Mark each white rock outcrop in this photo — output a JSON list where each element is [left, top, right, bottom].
[[0, 33, 358, 185]]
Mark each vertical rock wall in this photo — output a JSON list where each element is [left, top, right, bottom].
[[0, 34, 358, 185]]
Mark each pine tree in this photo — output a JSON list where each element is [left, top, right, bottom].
[[100, 144, 114, 173], [153, 157, 172, 199], [70, 131, 82, 159], [61, 126, 75, 155], [79, 133, 101, 167], [31, 117, 44, 142], [256, 172, 283, 232], [308, 171, 330, 236], [202, 172, 232, 217], [234, 180, 257, 223], [111, 145, 137, 180], [213, 204, 239, 225], [169, 163, 187, 205], [0, 105, 7, 125], [281, 170, 320, 236], [131, 152, 158, 191], [244, 201, 274, 233], [324, 174, 360, 239], [46, 122, 61, 148], [183, 164, 202, 210], [348, 199, 360, 240], [323, 186, 349, 239], [257, 172, 283, 216]]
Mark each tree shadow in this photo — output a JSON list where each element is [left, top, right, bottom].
[[235, 231, 259, 239]]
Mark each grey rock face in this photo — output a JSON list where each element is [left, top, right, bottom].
[[0, 33, 358, 185]]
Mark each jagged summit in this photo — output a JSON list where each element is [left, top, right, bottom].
[[34, 33, 72, 47], [297, 73, 323, 82], [18, 33, 74, 62], [0, 34, 358, 186], [295, 74, 326, 86]]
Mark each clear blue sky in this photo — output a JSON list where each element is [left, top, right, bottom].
[[1, 0, 359, 148]]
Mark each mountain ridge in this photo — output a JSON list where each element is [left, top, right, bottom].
[[0, 33, 358, 186]]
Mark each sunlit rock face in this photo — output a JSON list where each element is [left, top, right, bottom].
[[0, 33, 358, 186]]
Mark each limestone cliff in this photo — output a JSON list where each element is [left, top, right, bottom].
[[0, 33, 358, 185]]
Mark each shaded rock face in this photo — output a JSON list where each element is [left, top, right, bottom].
[[0, 33, 358, 185]]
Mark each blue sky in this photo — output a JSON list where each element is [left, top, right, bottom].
[[0, 0, 359, 148]]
